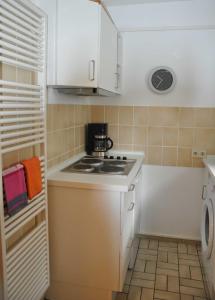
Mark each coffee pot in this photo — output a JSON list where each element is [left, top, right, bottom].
[[86, 123, 113, 157]]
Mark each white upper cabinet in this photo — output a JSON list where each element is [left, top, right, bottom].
[[43, 0, 121, 94], [99, 7, 118, 93], [56, 0, 99, 88]]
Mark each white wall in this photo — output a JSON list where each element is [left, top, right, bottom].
[[140, 165, 204, 240], [32, 0, 215, 107], [91, 30, 215, 107]]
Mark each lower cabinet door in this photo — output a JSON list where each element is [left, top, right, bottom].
[[129, 169, 143, 269], [134, 168, 142, 234], [120, 189, 135, 288]]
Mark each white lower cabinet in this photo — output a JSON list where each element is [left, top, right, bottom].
[[47, 170, 142, 300]]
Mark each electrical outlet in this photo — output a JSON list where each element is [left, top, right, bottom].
[[192, 149, 207, 158]]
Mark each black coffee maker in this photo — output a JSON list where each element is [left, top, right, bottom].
[[86, 123, 113, 157]]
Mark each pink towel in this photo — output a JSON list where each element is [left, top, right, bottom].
[[3, 164, 28, 216]]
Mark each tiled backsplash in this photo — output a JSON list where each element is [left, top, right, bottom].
[[47, 104, 91, 168], [47, 104, 215, 169], [91, 105, 215, 168]]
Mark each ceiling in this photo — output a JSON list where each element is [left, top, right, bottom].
[[102, 0, 190, 6], [102, 0, 215, 31]]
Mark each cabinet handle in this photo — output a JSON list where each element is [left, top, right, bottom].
[[202, 185, 207, 200], [115, 72, 119, 89], [115, 64, 120, 89], [128, 202, 135, 211], [129, 184, 135, 192], [89, 60, 95, 81]]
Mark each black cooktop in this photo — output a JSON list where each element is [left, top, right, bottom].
[[61, 156, 136, 176]]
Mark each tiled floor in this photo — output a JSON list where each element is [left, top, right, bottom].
[[116, 235, 209, 300]]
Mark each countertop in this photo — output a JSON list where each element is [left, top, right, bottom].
[[203, 155, 215, 178], [47, 151, 144, 192]]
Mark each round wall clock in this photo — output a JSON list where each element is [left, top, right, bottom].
[[148, 67, 176, 94]]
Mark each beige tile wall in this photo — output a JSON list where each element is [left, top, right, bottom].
[[47, 104, 91, 168], [91, 105, 215, 168]]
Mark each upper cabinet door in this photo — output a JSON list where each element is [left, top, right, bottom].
[[116, 33, 123, 94], [56, 0, 99, 87], [99, 7, 118, 93]]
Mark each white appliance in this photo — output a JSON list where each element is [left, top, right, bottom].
[[201, 170, 215, 299]]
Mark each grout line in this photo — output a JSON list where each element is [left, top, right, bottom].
[[153, 239, 159, 299], [177, 242, 182, 300]]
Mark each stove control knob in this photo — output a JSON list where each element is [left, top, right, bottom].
[[110, 156, 114, 159], [117, 156, 121, 160], [123, 156, 127, 160]]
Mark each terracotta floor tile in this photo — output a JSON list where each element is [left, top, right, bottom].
[[158, 251, 168, 262], [168, 276, 180, 293], [179, 265, 191, 279], [128, 286, 141, 300], [180, 278, 204, 289], [116, 235, 207, 300], [178, 243, 188, 254], [155, 274, 167, 291], [139, 239, 150, 249], [145, 261, 156, 274], [179, 253, 199, 261], [135, 259, 146, 272], [149, 240, 159, 250], [138, 249, 157, 256], [132, 271, 155, 281], [156, 267, 179, 277], [187, 245, 198, 255], [157, 261, 178, 271], [180, 286, 205, 297], [180, 294, 193, 300], [158, 246, 178, 253], [190, 267, 203, 281], [131, 278, 154, 289], [154, 290, 180, 300], [159, 241, 178, 248], [168, 252, 178, 264], [137, 253, 157, 261], [140, 288, 154, 300], [179, 259, 200, 267]]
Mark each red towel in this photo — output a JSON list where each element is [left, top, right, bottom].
[[22, 157, 42, 200], [3, 164, 28, 216]]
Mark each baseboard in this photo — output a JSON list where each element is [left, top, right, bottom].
[[137, 232, 201, 243]]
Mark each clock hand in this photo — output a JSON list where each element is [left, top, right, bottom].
[[156, 76, 163, 89]]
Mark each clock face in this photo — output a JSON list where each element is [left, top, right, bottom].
[[148, 67, 176, 94]]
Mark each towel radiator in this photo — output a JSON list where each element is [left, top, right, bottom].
[[0, 0, 49, 299]]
